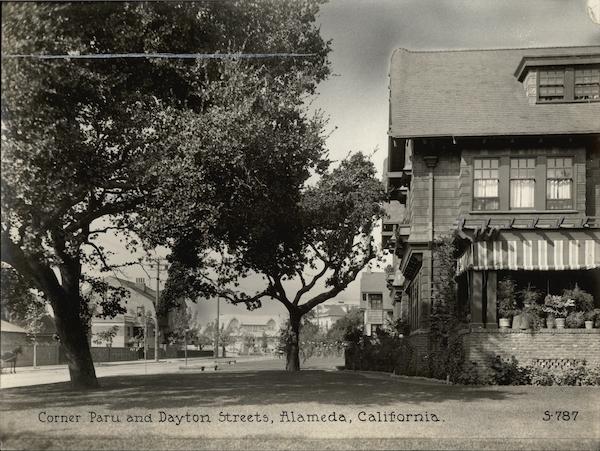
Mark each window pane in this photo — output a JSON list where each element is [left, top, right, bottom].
[[474, 179, 498, 198], [510, 179, 535, 208], [547, 179, 572, 200]]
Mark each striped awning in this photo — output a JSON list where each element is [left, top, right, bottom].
[[457, 235, 600, 274]]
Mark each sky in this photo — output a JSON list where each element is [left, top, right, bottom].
[[98, 0, 600, 326]]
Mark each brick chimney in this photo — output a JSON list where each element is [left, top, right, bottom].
[[135, 277, 146, 292]]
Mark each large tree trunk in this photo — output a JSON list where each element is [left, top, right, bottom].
[[50, 293, 99, 389], [286, 312, 301, 372]]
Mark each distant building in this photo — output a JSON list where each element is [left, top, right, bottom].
[[359, 271, 393, 335], [314, 304, 347, 330], [0, 320, 28, 350], [217, 314, 281, 354], [89, 277, 158, 349]]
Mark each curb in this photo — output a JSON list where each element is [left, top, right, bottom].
[[340, 368, 450, 386]]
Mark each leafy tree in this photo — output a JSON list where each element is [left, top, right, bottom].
[[326, 307, 363, 342], [1, 1, 330, 388], [1, 266, 40, 322], [92, 325, 119, 361], [260, 332, 270, 353], [203, 320, 236, 356], [242, 332, 256, 354], [168, 154, 386, 371]]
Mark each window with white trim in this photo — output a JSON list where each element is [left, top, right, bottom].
[[510, 158, 535, 209], [547, 157, 573, 209], [473, 159, 499, 211]]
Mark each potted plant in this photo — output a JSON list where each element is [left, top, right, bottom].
[[565, 311, 585, 329], [518, 285, 543, 330], [584, 309, 600, 329], [498, 278, 517, 328], [543, 295, 575, 329], [562, 285, 594, 312]]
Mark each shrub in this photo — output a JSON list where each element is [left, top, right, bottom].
[[562, 285, 594, 312], [584, 308, 600, 326], [543, 295, 575, 318], [344, 334, 415, 376], [488, 357, 600, 386], [488, 355, 531, 385], [565, 311, 585, 328], [498, 278, 517, 319], [580, 365, 600, 386], [455, 362, 488, 385], [529, 368, 555, 386]]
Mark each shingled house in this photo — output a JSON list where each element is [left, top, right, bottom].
[[384, 46, 600, 372]]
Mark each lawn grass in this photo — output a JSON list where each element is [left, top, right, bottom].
[[1, 364, 599, 450]]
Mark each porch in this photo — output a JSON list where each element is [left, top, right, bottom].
[[456, 227, 600, 329]]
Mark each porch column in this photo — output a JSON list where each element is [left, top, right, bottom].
[[486, 271, 498, 329], [470, 270, 484, 329]]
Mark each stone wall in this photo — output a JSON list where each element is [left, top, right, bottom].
[[463, 328, 600, 367]]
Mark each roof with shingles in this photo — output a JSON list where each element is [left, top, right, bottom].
[[318, 305, 346, 317], [1, 320, 27, 334], [389, 46, 600, 138]]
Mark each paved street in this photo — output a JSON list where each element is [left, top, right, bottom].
[[0, 357, 599, 450], [0, 355, 283, 390]]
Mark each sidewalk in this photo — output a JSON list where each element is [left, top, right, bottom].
[[3, 354, 275, 374]]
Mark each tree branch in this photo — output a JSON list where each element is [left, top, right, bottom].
[[83, 241, 111, 271], [64, 196, 144, 234], [292, 263, 329, 305]]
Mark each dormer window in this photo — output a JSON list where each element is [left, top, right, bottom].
[[514, 54, 600, 104], [537, 66, 600, 103], [538, 69, 565, 102], [575, 67, 600, 100]]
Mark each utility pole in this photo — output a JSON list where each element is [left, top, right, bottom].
[[146, 256, 169, 362], [214, 296, 220, 358]]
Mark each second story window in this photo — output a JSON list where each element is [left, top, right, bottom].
[[547, 157, 573, 209], [367, 293, 383, 310], [510, 158, 535, 209], [473, 159, 499, 211], [538, 65, 600, 103], [538, 69, 565, 102], [575, 67, 600, 100]]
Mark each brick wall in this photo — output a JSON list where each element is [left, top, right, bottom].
[[463, 329, 600, 368], [406, 330, 430, 376]]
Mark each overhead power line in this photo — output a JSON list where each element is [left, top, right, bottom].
[[1, 52, 317, 60]]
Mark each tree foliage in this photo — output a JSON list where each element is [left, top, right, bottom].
[[326, 307, 363, 342], [164, 153, 387, 370], [1, 1, 331, 388]]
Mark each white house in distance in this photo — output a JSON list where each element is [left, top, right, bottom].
[[90, 276, 158, 349], [313, 302, 356, 330], [217, 314, 282, 353], [360, 271, 393, 335]]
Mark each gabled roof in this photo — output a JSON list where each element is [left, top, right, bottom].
[[1, 320, 27, 334], [318, 305, 346, 317], [389, 46, 600, 138], [108, 276, 157, 300], [219, 314, 279, 328]]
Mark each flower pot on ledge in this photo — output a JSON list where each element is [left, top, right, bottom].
[[499, 318, 511, 329], [585, 321, 594, 330], [555, 318, 566, 329]]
